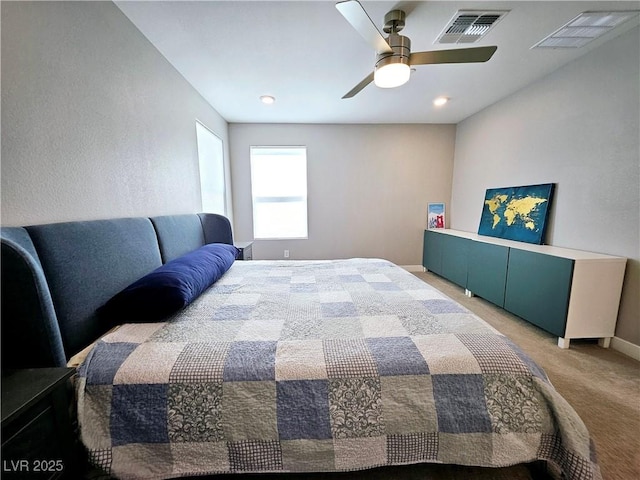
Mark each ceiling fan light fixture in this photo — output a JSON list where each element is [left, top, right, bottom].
[[374, 61, 410, 88], [374, 32, 411, 89]]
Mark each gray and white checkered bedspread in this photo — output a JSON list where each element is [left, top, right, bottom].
[[77, 259, 601, 480]]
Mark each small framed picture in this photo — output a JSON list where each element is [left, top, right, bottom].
[[427, 203, 445, 229]]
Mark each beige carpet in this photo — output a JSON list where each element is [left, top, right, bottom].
[[413, 270, 640, 480]]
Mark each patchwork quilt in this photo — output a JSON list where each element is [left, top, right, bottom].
[[76, 259, 601, 480]]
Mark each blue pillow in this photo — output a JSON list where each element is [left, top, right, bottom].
[[98, 243, 238, 322]]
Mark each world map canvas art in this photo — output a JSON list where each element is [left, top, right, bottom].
[[478, 183, 555, 244]]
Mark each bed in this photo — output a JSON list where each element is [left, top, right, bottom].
[[0, 214, 601, 480]]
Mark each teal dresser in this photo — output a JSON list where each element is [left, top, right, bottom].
[[423, 229, 626, 348]]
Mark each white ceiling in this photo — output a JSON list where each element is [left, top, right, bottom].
[[115, 1, 640, 124]]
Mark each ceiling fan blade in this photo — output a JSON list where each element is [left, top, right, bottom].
[[336, 0, 393, 54], [342, 72, 374, 99], [410, 46, 497, 65]]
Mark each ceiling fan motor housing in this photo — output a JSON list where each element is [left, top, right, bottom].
[[375, 33, 411, 71]]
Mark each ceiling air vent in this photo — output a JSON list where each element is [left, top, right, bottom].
[[532, 11, 640, 49], [436, 10, 508, 44]]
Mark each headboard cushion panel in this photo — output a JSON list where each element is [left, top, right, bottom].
[[2, 226, 42, 261], [199, 213, 234, 245], [150, 214, 206, 263], [1, 228, 66, 368], [1, 213, 234, 368], [25, 218, 163, 358]]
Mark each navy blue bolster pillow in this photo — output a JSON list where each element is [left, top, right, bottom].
[[98, 243, 238, 322]]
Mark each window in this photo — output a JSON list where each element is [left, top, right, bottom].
[[196, 121, 226, 215], [250, 146, 308, 239]]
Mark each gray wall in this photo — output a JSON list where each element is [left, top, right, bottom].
[[229, 124, 456, 266], [451, 27, 639, 346], [1, 1, 230, 226]]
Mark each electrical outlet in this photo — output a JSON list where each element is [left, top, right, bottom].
[[284, 250, 290, 258]]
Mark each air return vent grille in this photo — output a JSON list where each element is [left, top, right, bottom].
[[436, 10, 508, 44], [532, 11, 640, 48]]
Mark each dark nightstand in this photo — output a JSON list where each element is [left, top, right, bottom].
[[235, 241, 253, 260], [1, 368, 79, 479]]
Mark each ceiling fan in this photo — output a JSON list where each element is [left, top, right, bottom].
[[336, 0, 498, 98]]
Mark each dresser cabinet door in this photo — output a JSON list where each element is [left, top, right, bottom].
[[467, 241, 509, 307], [422, 230, 443, 275], [441, 235, 470, 288], [504, 249, 573, 337]]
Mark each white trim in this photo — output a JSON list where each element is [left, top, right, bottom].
[[401, 265, 425, 273], [610, 336, 640, 361]]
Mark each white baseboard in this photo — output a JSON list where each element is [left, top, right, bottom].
[[610, 336, 640, 361], [401, 265, 425, 273]]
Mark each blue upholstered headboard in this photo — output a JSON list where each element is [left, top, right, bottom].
[[1, 213, 233, 369]]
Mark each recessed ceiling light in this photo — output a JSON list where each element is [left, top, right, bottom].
[[433, 96, 449, 107], [260, 95, 275, 105]]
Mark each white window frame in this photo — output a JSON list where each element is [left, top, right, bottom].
[[250, 146, 308, 240], [196, 121, 227, 216]]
